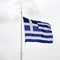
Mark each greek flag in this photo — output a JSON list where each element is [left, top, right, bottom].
[[23, 17, 53, 43]]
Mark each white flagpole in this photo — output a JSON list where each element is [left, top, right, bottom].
[[20, 0, 23, 60]]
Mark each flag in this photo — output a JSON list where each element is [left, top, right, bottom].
[[23, 17, 53, 43]]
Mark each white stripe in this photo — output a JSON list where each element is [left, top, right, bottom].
[[38, 23, 51, 27], [24, 22, 51, 27], [25, 31, 53, 36], [25, 36, 53, 41], [38, 26, 51, 30], [24, 23, 51, 30]]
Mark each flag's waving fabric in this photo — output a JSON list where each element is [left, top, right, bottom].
[[23, 17, 53, 43]]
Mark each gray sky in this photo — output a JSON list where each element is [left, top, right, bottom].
[[0, 0, 21, 22], [0, 0, 21, 60]]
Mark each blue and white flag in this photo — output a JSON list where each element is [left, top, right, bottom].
[[23, 17, 53, 43]]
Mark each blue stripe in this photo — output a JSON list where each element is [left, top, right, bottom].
[[38, 24, 51, 29], [31, 20, 51, 29], [33, 26, 52, 33], [25, 33, 53, 38], [38, 29, 52, 33], [31, 20, 38, 24], [23, 17, 29, 23], [31, 20, 50, 25], [25, 39, 53, 43]]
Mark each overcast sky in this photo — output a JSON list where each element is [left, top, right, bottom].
[[0, 0, 60, 60], [0, 0, 21, 60]]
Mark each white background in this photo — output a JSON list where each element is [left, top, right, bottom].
[[0, 0, 21, 60], [0, 0, 60, 60]]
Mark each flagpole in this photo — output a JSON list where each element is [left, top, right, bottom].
[[20, 0, 23, 60]]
